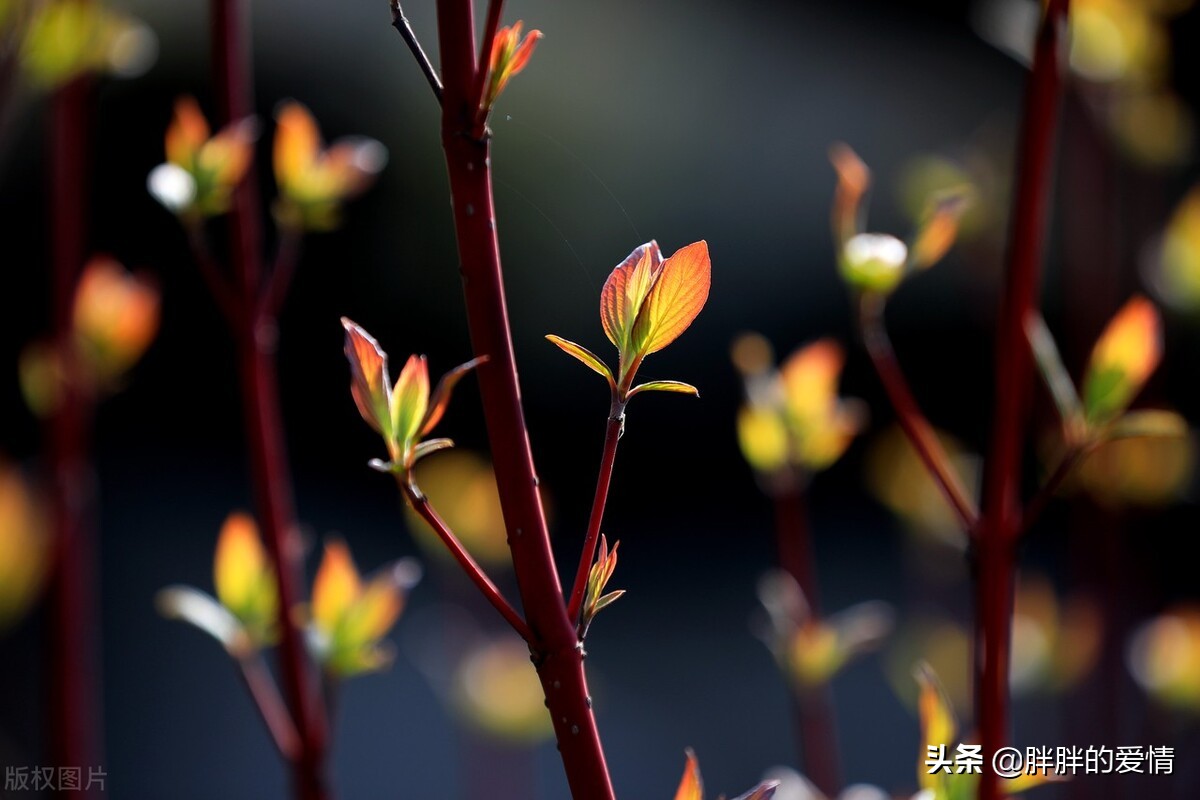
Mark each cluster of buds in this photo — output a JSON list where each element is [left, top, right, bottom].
[[158, 512, 416, 678], [831, 143, 970, 297], [11, 0, 154, 89], [733, 333, 866, 490], [149, 98, 385, 232], [479, 21, 543, 121], [578, 534, 623, 638], [756, 570, 891, 690]]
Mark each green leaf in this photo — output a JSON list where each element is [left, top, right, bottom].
[[545, 335, 615, 389], [1106, 410, 1189, 441], [627, 380, 700, 398], [1026, 314, 1084, 441], [594, 590, 625, 613]]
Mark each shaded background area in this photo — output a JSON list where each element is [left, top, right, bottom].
[[3, 0, 1200, 797]]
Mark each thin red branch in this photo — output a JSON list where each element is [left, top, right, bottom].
[[1019, 444, 1086, 538], [432, 1, 615, 795], [566, 408, 623, 623], [211, 0, 329, 797], [46, 68, 103, 797], [259, 229, 302, 321], [859, 295, 980, 531], [186, 223, 241, 325], [238, 654, 302, 762], [401, 480, 533, 642], [977, 2, 1069, 799]]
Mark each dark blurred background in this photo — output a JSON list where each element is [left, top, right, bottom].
[[3, 0, 1200, 797]]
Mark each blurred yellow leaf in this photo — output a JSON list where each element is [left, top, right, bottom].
[[404, 451, 512, 568], [452, 638, 553, 742], [1083, 295, 1162, 425], [0, 462, 48, 629], [1129, 605, 1200, 712], [213, 512, 277, 645]]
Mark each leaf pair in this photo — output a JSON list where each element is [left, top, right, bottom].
[[273, 101, 388, 232], [342, 318, 482, 476], [734, 335, 866, 477], [831, 143, 970, 296], [1028, 296, 1181, 449], [674, 750, 778, 800], [309, 539, 420, 677], [548, 240, 710, 406], [577, 534, 624, 638]]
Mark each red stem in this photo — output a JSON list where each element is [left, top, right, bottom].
[[239, 654, 302, 762], [47, 68, 102, 797], [566, 409, 623, 623], [433, 2, 615, 795], [977, 3, 1069, 799], [859, 295, 979, 531], [402, 481, 533, 643], [772, 488, 840, 796], [211, 0, 329, 796]]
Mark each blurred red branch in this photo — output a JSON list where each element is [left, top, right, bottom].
[[210, 0, 329, 796], [46, 66, 102, 797], [238, 654, 302, 762], [977, 2, 1069, 799], [772, 487, 841, 795], [428, 1, 616, 795], [859, 295, 979, 531]]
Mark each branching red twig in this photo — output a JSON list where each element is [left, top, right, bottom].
[[210, 0, 329, 796], [238, 654, 302, 762], [426, 1, 616, 795], [566, 408, 623, 623], [401, 480, 533, 643], [859, 295, 980, 532], [976, 2, 1069, 799]]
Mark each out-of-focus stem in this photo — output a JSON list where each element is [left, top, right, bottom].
[[977, 3, 1069, 799], [566, 408, 623, 623], [859, 295, 979, 531], [238, 654, 301, 762], [46, 66, 102, 797], [432, 1, 615, 795], [211, 0, 329, 796], [772, 487, 840, 796]]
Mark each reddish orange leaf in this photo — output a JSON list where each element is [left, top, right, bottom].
[[674, 750, 703, 800], [273, 101, 321, 193], [165, 96, 210, 167], [342, 318, 393, 437], [600, 241, 662, 350], [830, 142, 870, 245], [632, 240, 711, 356], [1084, 295, 1163, 423], [421, 356, 486, 436]]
